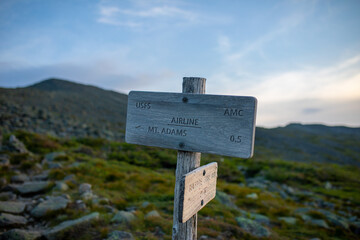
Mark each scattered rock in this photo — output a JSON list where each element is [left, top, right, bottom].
[[64, 174, 76, 181], [81, 191, 94, 200], [325, 181, 332, 190], [317, 209, 349, 229], [0, 228, 41, 240], [43, 152, 66, 162], [235, 216, 270, 237], [141, 201, 150, 208], [282, 184, 295, 195], [32, 171, 49, 181], [104, 205, 117, 213], [0, 192, 16, 201], [0, 154, 10, 166], [10, 181, 52, 195], [106, 230, 134, 240], [215, 191, 237, 209], [53, 181, 69, 191], [248, 212, 270, 226], [307, 219, 329, 229], [145, 210, 160, 219], [301, 214, 312, 221], [0, 212, 27, 228], [245, 193, 258, 200], [75, 200, 86, 210], [47, 162, 62, 169], [279, 190, 289, 199], [278, 217, 297, 225], [43, 212, 99, 240], [111, 210, 136, 223], [79, 183, 92, 195], [31, 196, 69, 218], [78, 183, 94, 200], [247, 181, 267, 190], [8, 135, 28, 153], [0, 201, 26, 214], [11, 174, 29, 183], [199, 236, 209, 240]]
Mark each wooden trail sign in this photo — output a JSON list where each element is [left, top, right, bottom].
[[126, 91, 257, 158], [125, 77, 257, 240], [179, 162, 218, 223]]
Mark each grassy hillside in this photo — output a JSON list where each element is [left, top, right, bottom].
[[256, 124, 360, 166], [1, 131, 359, 239]]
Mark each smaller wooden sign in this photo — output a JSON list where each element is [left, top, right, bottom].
[[179, 162, 218, 223]]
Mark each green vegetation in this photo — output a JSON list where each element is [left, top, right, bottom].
[[1, 131, 359, 240]]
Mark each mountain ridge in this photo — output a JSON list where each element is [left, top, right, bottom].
[[1, 78, 359, 166]]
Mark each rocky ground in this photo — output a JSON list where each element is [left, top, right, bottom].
[[0, 135, 134, 240], [0, 101, 124, 141], [0, 131, 359, 239]]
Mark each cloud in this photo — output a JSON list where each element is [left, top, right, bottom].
[[247, 55, 360, 102], [97, 1, 197, 29], [207, 53, 360, 127], [217, 35, 231, 53], [302, 108, 321, 114], [223, 2, 317, 62], [259, 98, 360, 127]]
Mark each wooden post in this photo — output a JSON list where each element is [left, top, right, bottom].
[[172, 77, 206, 240]]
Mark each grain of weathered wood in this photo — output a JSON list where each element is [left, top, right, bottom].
[[172, 77, 206, 240], [179, 162, 218, 223], [125, 91, 257, 158]]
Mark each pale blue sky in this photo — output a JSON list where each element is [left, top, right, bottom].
[[0, 0, 359, 127]]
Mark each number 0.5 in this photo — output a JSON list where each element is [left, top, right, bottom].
[[230, 135, 241, 143]]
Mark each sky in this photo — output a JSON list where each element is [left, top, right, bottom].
[[0, 0, 359, 128]]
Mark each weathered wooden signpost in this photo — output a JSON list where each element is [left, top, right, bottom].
[[125, 77, 257, 239]]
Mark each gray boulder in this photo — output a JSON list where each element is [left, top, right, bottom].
[[79, 183, 92, 194], [245, 193, 258, 200], [0, 192, 16, 201], [11, 181, 52, 195], [47, 162, 62, 169], [8, 135, 28, 153], [0, 201, 26, 214], [79, 183, 94, 200], [235, 216, 270, 237], [43, 212, 99, 240], [0, 229, 41, 240], [32, 171, 49, 181], [53, 181, 69, 191], [111, 211, 136, 223], [145, 210, 160, 219], [11, 174, 29, 183], [31, 196, 69, 218], [43, 152, 66, 162], [106, 230, 134, 240], [0, 213, 27, 228]]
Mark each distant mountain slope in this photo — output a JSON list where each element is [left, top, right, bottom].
[[255, 123, 360, 166], [0, 78, 127, 140], [1, 79, 359, 166]]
